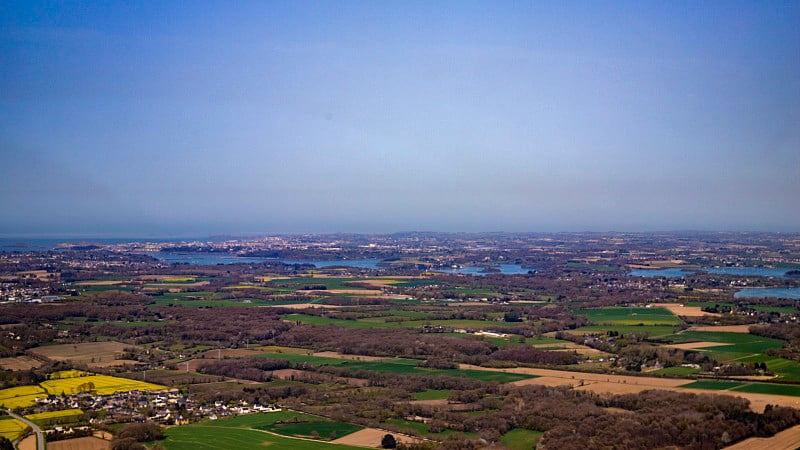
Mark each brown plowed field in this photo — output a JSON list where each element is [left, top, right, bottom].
[[29, 341, 134, 364], [48, 436, 110, 450], [17, 435, 36, 450], [0, 356, 42, 371]]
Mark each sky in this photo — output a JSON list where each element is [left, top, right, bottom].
[[1, 1, 799, 236]]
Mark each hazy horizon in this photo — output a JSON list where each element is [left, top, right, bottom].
[[3, 2, 799, 235]]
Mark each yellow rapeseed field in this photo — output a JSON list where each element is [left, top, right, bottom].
[[25, 408, 83, 421], [0, 417, 29, 441], [0, 385, 46, 408], [40, 374, 166, 396]]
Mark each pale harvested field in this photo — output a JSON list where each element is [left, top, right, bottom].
[[690, 325, 753, 333], [0, 356, 42, 371], [313, 352, 387, 361], [665, 341, 732, 350], [724, 424, 800, 450], [660, 303, 720, 317], [48, 436, 110, 450], [17, 435, 36, 450], [333, 428, 425, 448], [30, 341, 133, 364], [458, 364, 800, 413]]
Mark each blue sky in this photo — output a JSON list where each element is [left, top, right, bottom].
[[2, 1, 799, 236]]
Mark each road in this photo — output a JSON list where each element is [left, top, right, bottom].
[[2, 409, 44, 450]]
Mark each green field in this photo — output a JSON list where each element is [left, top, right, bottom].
[[731, 383, 800, 397], [261, 419, 362, 440], [573, 325, 678, 337], [163, 424, 364, 450], [256, 353, 534, 383], [152, 291, 315, 308], [680, 380, 745, 390], [575, 307, 681, 326], [414, 389, 450, 400], [501, 428, 543, 450], [732, 355, 800, 382], [162, 412, 365, 449], [665, 331, 784, 360]]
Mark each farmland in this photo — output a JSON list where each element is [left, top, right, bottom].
[[3, 232, 800, 449]]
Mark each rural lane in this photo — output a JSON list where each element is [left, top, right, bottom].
[[2, 409, 44, 450]]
